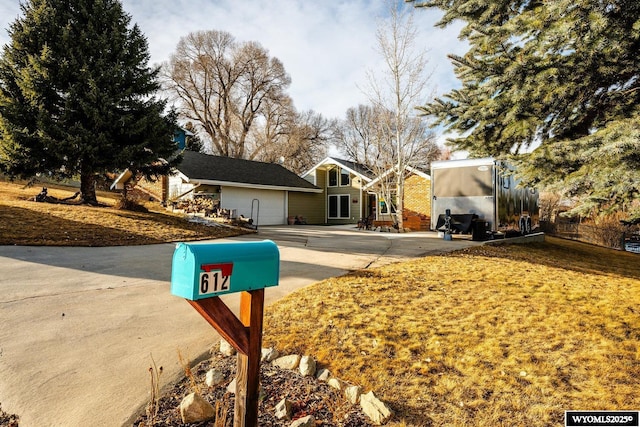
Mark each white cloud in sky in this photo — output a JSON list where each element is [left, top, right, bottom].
[[0, 0, 466, 122]]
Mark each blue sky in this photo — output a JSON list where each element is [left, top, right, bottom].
[[0, 0, 466, 126]]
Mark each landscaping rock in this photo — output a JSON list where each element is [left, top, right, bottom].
[[345, 385, 362, 404], [179, 392, 215, 424], [226, 378, 236, 394], [205, 368, 225, 387], [299, 355, 316, 377], [360, 391, 392, 425], [273, 354, 301, 370], [219, 339, 236, 356], [261, 347, 279, 362], [132, 345, 376, 426], [327, 378, 342, 390], [275, 398, 293, 420], [316, 368, 331, 381], [290, 414, 315, 427]]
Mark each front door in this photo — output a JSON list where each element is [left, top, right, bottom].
[[367, 193, 377, 220]]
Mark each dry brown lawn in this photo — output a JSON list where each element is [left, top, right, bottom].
[[2, 179, 638, 426], [0, 179, 250, 246], [264, 238, 640, 427]]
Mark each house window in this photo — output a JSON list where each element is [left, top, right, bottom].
[[329, 167, 350, 187], [380, 192, 397, 214], [328, 168, 338, 187], [340, 168, 350, 186], [328, 194, 350, 219]]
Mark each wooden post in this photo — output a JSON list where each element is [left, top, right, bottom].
[[186, 289, 265, 427], [187, 297, 249, 355], [234, 289, 264, 427]]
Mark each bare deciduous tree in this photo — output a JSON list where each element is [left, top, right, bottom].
[[163, 29, 330, 172], [162, 30, 291, 159], [357, 0, 437, 229], [333, 2, 438, 228], [247, 94, 296, 160], [282, 110, 333, 174], [252, 105, 332, 174], [334, 104, 380, 166]]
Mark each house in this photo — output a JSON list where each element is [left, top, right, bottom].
[[362, 165, 432, 231], [113, 150, 322, 226], [289, 157, 375, 225], [290, 157, 432, 229], [173, 128, 194, 150]]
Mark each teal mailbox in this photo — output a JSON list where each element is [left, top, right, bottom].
[[171, 240, 279, 300]]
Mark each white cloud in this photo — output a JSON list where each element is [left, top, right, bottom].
[[0, 2, 20, 34], [0, 0, 467, 121]]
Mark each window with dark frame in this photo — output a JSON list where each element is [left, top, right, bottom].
[[328, 168, 338, 187], [328, 194, 350, 219], [329, 195, 338, 217], [340, 168, 350, 186], [339, 194, 349, 217], [380, 192, 397, 214]]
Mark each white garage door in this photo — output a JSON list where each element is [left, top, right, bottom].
[[220, 187, 286, 226]]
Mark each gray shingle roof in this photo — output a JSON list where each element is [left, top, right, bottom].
[[176, 151, 319, 191], [328, 157, 375, 180]]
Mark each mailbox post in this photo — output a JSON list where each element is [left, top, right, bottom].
[[171, 240, 279, 427]]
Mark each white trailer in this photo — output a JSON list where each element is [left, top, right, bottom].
[[430, 158, 539, 237]]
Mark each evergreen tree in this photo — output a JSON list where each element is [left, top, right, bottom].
[[183, 122, 204, 153], [410, 0, 640, 218], [0, 0, 179, 204]]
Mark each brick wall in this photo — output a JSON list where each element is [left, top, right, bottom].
[[136, 176, 165, 201], [402, 174, 431, 231]]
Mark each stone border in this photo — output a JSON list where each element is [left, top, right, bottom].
[[484, 232, 545, 246], [190, 340, 393, 426]]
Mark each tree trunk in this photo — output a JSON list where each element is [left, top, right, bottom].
[[396, 174, 404, 231], [80, 172, 99, 205]]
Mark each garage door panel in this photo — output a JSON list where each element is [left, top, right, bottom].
[[220, 187, 285, 225]]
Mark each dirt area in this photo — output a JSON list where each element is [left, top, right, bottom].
[[132, 353, 373, 426], [0, 405, 18, 427]]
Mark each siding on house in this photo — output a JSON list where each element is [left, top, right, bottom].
[[167, 174, 195, 200], [326, 169, 363, 225], [297, 157, 432, 229], [288, 192, 326, 224], [288, 169, 327, 224], [317, 169, 327, 189], [299, 158, 376, 225]]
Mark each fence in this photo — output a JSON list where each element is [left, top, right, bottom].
[[540, 220, 639, 252]]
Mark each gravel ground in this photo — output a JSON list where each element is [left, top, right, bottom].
[[0, 405, 19, 427], [132, 353, 374, 426]]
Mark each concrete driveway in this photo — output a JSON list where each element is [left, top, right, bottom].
[[0, 225, 479, 426]]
